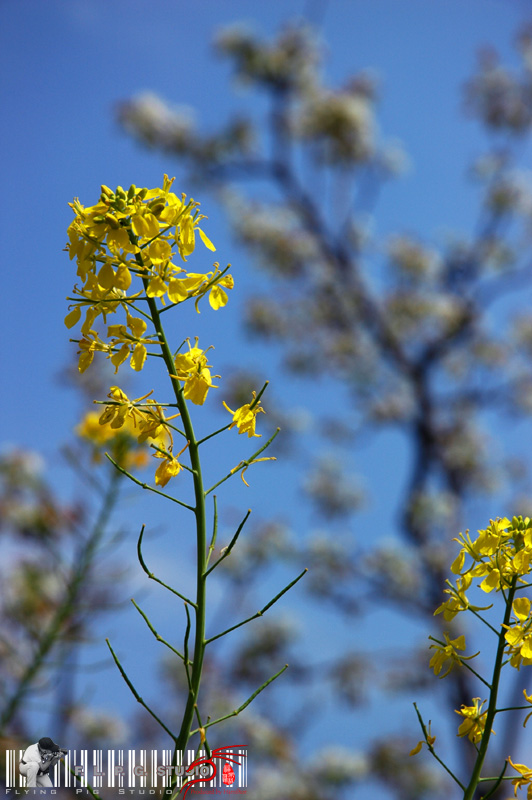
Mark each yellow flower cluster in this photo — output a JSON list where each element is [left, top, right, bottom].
[[66, 178, 268, 487], [96, 386, 187, 486], [435, 517, 532, 671], [64, 175, 233, 374], [435, 516, 532, 618]]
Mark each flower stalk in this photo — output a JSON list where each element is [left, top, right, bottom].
[[64, 177, 305, 781]]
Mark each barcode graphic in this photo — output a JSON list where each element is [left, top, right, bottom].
[[5, 750, 19, 787], [4, 747, 248, 789]]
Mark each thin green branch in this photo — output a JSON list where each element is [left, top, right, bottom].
[[196, 422, 232, 447], [131, 598, 187, 662], [106, 453, 195, 511], [190, 664, 289, 734], [205, 496, 219, 570], [204, 428, 280, 496], [205, 568, 307, 644], [106, 638, 177, 740], [204, 509, 251, 577], [137, 525, 197, 608], [459, 660, 492, 690], [250, 380, 269, 408], [412, 703, 465, 790]]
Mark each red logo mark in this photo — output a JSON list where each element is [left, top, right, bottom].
[[179, 745, 247, 798], [222, 762, 235, 786]]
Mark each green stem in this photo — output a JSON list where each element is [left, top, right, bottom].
[[140, 275, 208, 761], [462, 577, 518, 800]]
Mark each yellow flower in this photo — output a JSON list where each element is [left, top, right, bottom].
[[508, 757, 532, 798], [173, 339, 219, 405], [76, 332, 111, 373], [429, 633, 478, 679], [522, 689, 532, 727], [434, 573, 473, 621], [176, 210, 216, 260], [503, 597, 532, 669], [106, 312, 159, 373], [409, 722, 436, 756], [98, 387, 176, 455], [153, 442, 189, 487], [208, 272, 234, 311], [223, 392, 265, 438], [455, 697, 491, 744]]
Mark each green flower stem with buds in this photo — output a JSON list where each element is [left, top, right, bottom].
[[143, 289, 209, 762], [413, 517, 532, 799], [65, 179, 305, 793], [462, 576, 518, 800]]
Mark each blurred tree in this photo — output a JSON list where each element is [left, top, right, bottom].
[[0, 399, 152, 762], [118, 20, 532, 799]]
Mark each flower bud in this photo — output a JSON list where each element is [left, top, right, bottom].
[[104, 212, 121, 229], [149, 201, 166, 217]]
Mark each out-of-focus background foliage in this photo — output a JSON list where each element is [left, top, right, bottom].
[[2, 1, 532, 798]]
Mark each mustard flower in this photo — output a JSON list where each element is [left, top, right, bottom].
[[455, 697, 491, 744], [106, 312, 159, 373], [409, 722, 436, 756], [429, 633, 478, 679], [507, 757, 532, 798], [223, 392, 265, 438], [98, 386, 154, 431], [434, 573, 474, 621], [65, 176, 223, 337], [522, 689, 532, 727], [153, 442, 189, 488], [504, 597, 532, 669], [173, 339, 219, 405], [98, 387, 176, 454]]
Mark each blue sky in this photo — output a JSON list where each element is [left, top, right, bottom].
[[2, 0, 532, 796]]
